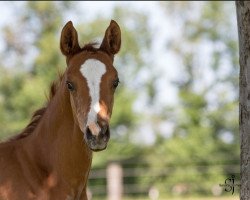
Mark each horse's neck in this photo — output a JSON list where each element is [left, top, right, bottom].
[[26, 80, 92, 188]]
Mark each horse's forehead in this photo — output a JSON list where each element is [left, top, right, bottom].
[[80, 59, 107, 81], [67, 52, 117, 85]]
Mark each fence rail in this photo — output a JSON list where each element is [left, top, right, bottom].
[[87, 162, 240, 199]]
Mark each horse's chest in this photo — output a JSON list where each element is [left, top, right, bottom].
[[66, 182, 86, 200]]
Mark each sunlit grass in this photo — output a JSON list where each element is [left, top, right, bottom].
[[121, 196, 239, 200], [95, 196, 239, 200]]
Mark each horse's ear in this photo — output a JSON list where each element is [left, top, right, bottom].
[[60, 21, 81, 57], [100, 20, 121, 57]]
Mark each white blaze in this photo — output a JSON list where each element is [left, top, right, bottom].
[[80, 59, 106, 130]]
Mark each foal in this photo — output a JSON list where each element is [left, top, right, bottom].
[[0, 20, 121, 200]]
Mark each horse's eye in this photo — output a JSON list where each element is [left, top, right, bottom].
[[113, 79, 120, 88], [66, 81, 75, 91]]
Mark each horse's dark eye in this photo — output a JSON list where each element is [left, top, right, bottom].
[[66, 81, 75, 91], [113, 79, 120, 88]]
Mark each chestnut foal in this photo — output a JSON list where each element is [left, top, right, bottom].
[[0, 20, 121, 200]]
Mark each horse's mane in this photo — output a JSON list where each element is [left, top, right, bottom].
[[8, 75, 63, 141], [7, 43, 99, 142]]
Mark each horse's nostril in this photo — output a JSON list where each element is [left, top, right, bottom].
[[101, 125, 108, 135], [100, 125, 109, 142], [86, 126, 92, 140]]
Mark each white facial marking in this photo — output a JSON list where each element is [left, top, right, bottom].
[[80, 59, 106, 130]]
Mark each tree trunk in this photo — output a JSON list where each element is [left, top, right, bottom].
[[236, 1, 250, 199]]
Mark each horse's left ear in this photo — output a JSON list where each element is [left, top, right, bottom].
[[100, 20, 121, 57]]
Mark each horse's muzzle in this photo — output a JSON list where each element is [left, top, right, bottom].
[[84, 123, 110, 151]]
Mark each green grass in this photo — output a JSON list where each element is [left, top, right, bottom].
[[121, 196, 239, 200], [95, 196, 239, 200]]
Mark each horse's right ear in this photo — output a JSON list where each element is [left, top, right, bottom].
[[60, 21, 81, 57]]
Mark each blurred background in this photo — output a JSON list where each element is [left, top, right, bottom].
[[0, 1, 239, 200]]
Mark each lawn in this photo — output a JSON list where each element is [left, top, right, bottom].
[[122, 196, 239, 200]]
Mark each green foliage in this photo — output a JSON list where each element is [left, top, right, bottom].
[[144, 1, 239, 196], [0, 1, 239, 198]]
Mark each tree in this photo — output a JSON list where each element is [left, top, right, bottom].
[[0, 2, 71, 138], [144, 2, 239, 196], [236, 1, 250, 199]]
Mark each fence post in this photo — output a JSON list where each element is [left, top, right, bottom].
[[107, 162, 123, 200]]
